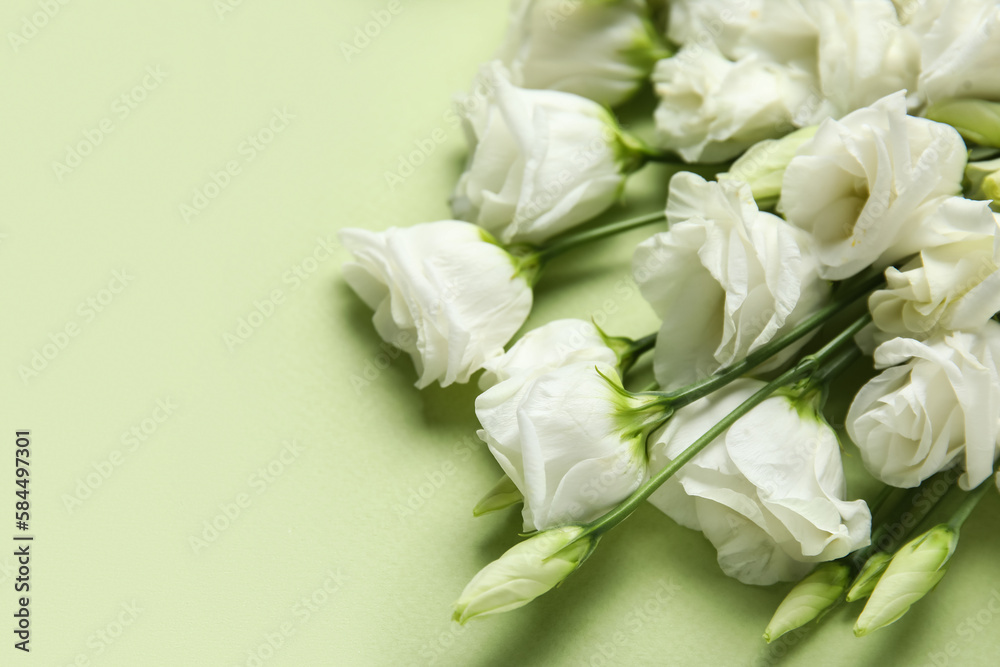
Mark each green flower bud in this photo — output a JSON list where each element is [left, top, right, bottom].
[[718, 125, 819, 209], [473, 475, 523, 517], [452, 526, 596, 624], [965, 158, 1000, 211], [854, 525, 959, 636], [845, 551, 893, 602], [925, 99, 1000, 148], [763, 562, 850, 643]]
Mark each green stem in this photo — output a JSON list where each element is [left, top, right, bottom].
[[867, 485, 896, 527], [581, 312, 872, 539], [638, 149, 687, 165], [638, 149, 736, 171], [947, 478, 992, 531], [638, 276, 881, 410], [618, 333, 657, 374], [852, 470, 957, 568], [811, 344, 861, 386], [627, 333, 657, 357], [533, 212, 666, 262]]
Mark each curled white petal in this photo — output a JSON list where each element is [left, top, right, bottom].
[[869, 209, 1000, 341], [910, 0, 1000, 105], [479, 318, 616, 390], [666, 0, 920, 120], [648, 380, 870, 585], [653, 49, 818, 163], [340, 221, 532, 388], [780, 92, 968, 280], [478, 361, 648, 531], [635, 172, 828, 389], [497, 0, 663, 107], [452, 62, 630, 245], [847, 324, 1000, 490]]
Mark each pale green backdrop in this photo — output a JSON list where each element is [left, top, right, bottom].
[[2, 1, 998, 665]]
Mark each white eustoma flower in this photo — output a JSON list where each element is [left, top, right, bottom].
[[666, 0, 919, 119], [652, 49, 817, 163], [908, 0, 1000, 105], [648, 379, 871, 585], [478, 318, 618, 390], [477, 361, 657, 532], [808, 0, 920, 116], [634, 172, 828, 390], [476, 320, 619, 514], [780, 92, 969, 280], [452, 62, 641, 245], [340, 221, 532, 389], [869, 207, 1000, 340], [496, 0, 665, 107], [666, 0, 817, 65], [847, 323, 1000, 490]]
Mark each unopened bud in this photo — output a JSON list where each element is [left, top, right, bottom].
[[453, 526, 596, 624], [965, 157, 1000, 211], [763, 562, 849, 643], [854, 525, 958, 636], [846, 551, 893, 602], [926, 99, 1000, 148], [473, 475, 523, 517], [719, 125, 819, 208]]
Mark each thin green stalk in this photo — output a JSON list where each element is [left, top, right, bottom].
[[636, 272, 883, 409], [627, 333, 657, 357], [618, 332, 657, 375], [533, 211, 666, 262], [867, 485, 897, 528], [634, 147, 702, 168], [639, 151, 685, 164], [637, 149, 736, 173], [580, 313, 872, 540], [947, 478, 993, 531], [628, 142, 686, 167], [853, 470, 958, 568], [811, 344, 861, 386]]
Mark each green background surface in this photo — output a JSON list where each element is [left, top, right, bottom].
[[2, 1, 999, 665]]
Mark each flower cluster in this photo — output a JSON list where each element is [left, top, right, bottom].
[[340, 0, 1000, 646]]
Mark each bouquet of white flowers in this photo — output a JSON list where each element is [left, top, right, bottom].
[[341, 0, 1000, 644]]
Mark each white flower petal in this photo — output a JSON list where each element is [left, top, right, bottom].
[[848, 324, 1000, 489], [452, 62, 630, 245], [636, 173, 828, 389], [781, 92, 968, 280], [497, 0, 662, 107], [648, 380, 869, 584], [479, 359, 648, 531], [339, 221, 532, 388]]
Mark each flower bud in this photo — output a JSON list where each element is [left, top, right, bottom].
[[926, 99, 1000, 148], [473, 475, 523, 517], [845, 551, 893, 602], [719, 126, 818, 209], [763, 562, 850, 643], [854, 525, 958, 636], [965, 158, 1000, 211], [453, 526, 595, 624]]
